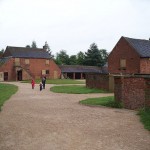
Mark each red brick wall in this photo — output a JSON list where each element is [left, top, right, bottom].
[[140, 58, 150, 74], [145, 79, 150, 106], [86, 73, 109, 91], [114, 76, 150, 109], [114, 77, 124, 103], [20, 58, 61, 79], [0, 57, 61, 80], [108, 37, 140, 74], [0, 58, 15, 80], [49, 59, 61, 79]]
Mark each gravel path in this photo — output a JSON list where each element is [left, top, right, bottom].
[[0, 82, 150, 150]]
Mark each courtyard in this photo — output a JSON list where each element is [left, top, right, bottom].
[[0, 82, 150, 150]]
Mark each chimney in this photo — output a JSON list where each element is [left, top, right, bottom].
[[43, 41, 48, 51]]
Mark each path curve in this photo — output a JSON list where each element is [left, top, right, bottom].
[[0, 82, 150, 150]]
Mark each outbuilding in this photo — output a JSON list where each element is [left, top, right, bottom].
[[0, 46, 61, 81]]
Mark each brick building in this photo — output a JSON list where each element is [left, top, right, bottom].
[[108, 36, 150, 109], [85, 36, 150, 109], [108, 36, 150, 74], [0, 46, 61, 81]]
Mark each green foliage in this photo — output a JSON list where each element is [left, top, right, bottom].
[[80, 96, 123, 108], [43, 41, 54, 58], [50, 85, 108, 94], [100, 49, 109, 66], [0, 83, 18, 111], [26, 45, 31, 48], [31, 41, 37, 48], [69, 55, 77, 65], [0, 49, 4, 53], [55, 50, 69, 65], [76, 51, 85, 65], [54, 43, 108, 66], [137, 107, 150, 131], [84, 43, 100, 66], [84, 43, 108, 67], [0, 49, 4, 57]]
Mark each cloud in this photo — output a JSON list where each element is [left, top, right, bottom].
[[0, 0, 150, 55]]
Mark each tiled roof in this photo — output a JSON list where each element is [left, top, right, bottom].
[[0, 57, 11, 66], [3, 46, 50, 59], [124, 37, 150, 57], [59, 65, 108, 74]]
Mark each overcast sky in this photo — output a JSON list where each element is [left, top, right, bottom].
[[0, 0, 150, 56]]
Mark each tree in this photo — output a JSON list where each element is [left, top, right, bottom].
[[31, 41, 37, 48], [55, 50, 69, 65], [0, 49, 4, 57], [26, 45, 31, 48], [76, 51, 85, 65], [69, 55, 77, 65], [84, 43, 108, 67], [99, 49, 108, 66], [43, 42, 54, 58], [84, 43, 102, 66]]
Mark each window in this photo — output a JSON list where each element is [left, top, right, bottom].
[[25, 59, 30, 64], [15, 58, 20, 66], [120, 59, 126, 69], [46, 60, 49, 65], [0, 72, 4, 81], [46, 70, 49, 74], [42, 70, 49, 75], [42, 70, 46, 75]]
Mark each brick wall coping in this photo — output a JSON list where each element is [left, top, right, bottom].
[[114, 74, 150, 79]]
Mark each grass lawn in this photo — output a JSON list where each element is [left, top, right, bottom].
[[137, 108, 150, 131], [50, 85, 109, 94], [79, 96, 123, 108], [22, 79, 85, 84], [0, 83, 18, 111]]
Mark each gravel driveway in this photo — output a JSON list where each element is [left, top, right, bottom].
[[0, 82, 150, 150]]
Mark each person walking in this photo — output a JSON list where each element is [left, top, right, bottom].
[[39, 82, 43, 91], [31, 79, 35, 89], [42, 76, 46, 89]]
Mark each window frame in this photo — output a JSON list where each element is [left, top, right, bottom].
[[119, 58, 126, 70], [25, 59, 30, 65]]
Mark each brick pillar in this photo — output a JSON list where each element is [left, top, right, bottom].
[[114, 76, 124, 103]]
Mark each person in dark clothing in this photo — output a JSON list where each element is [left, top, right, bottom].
[[39, 82, 43, 91], [42, 76, 46, 89]]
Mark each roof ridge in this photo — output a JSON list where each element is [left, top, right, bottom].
[[123, 36, 150, 57], [4, 47, 50, 59], [7, 46, 43, 50], [123, 36, 150, 42]]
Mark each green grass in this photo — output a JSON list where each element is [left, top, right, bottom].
[[0, 83, 18, 111], [79, 96, 123, 108], [137, 108, 150, 131], [22, 79, 85, 84], [50, 85, 109, 94]]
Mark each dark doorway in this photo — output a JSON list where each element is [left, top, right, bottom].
[[4, 72, 8, 81], [17, 70, 22, 81], [67, 73, 73, 79]]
